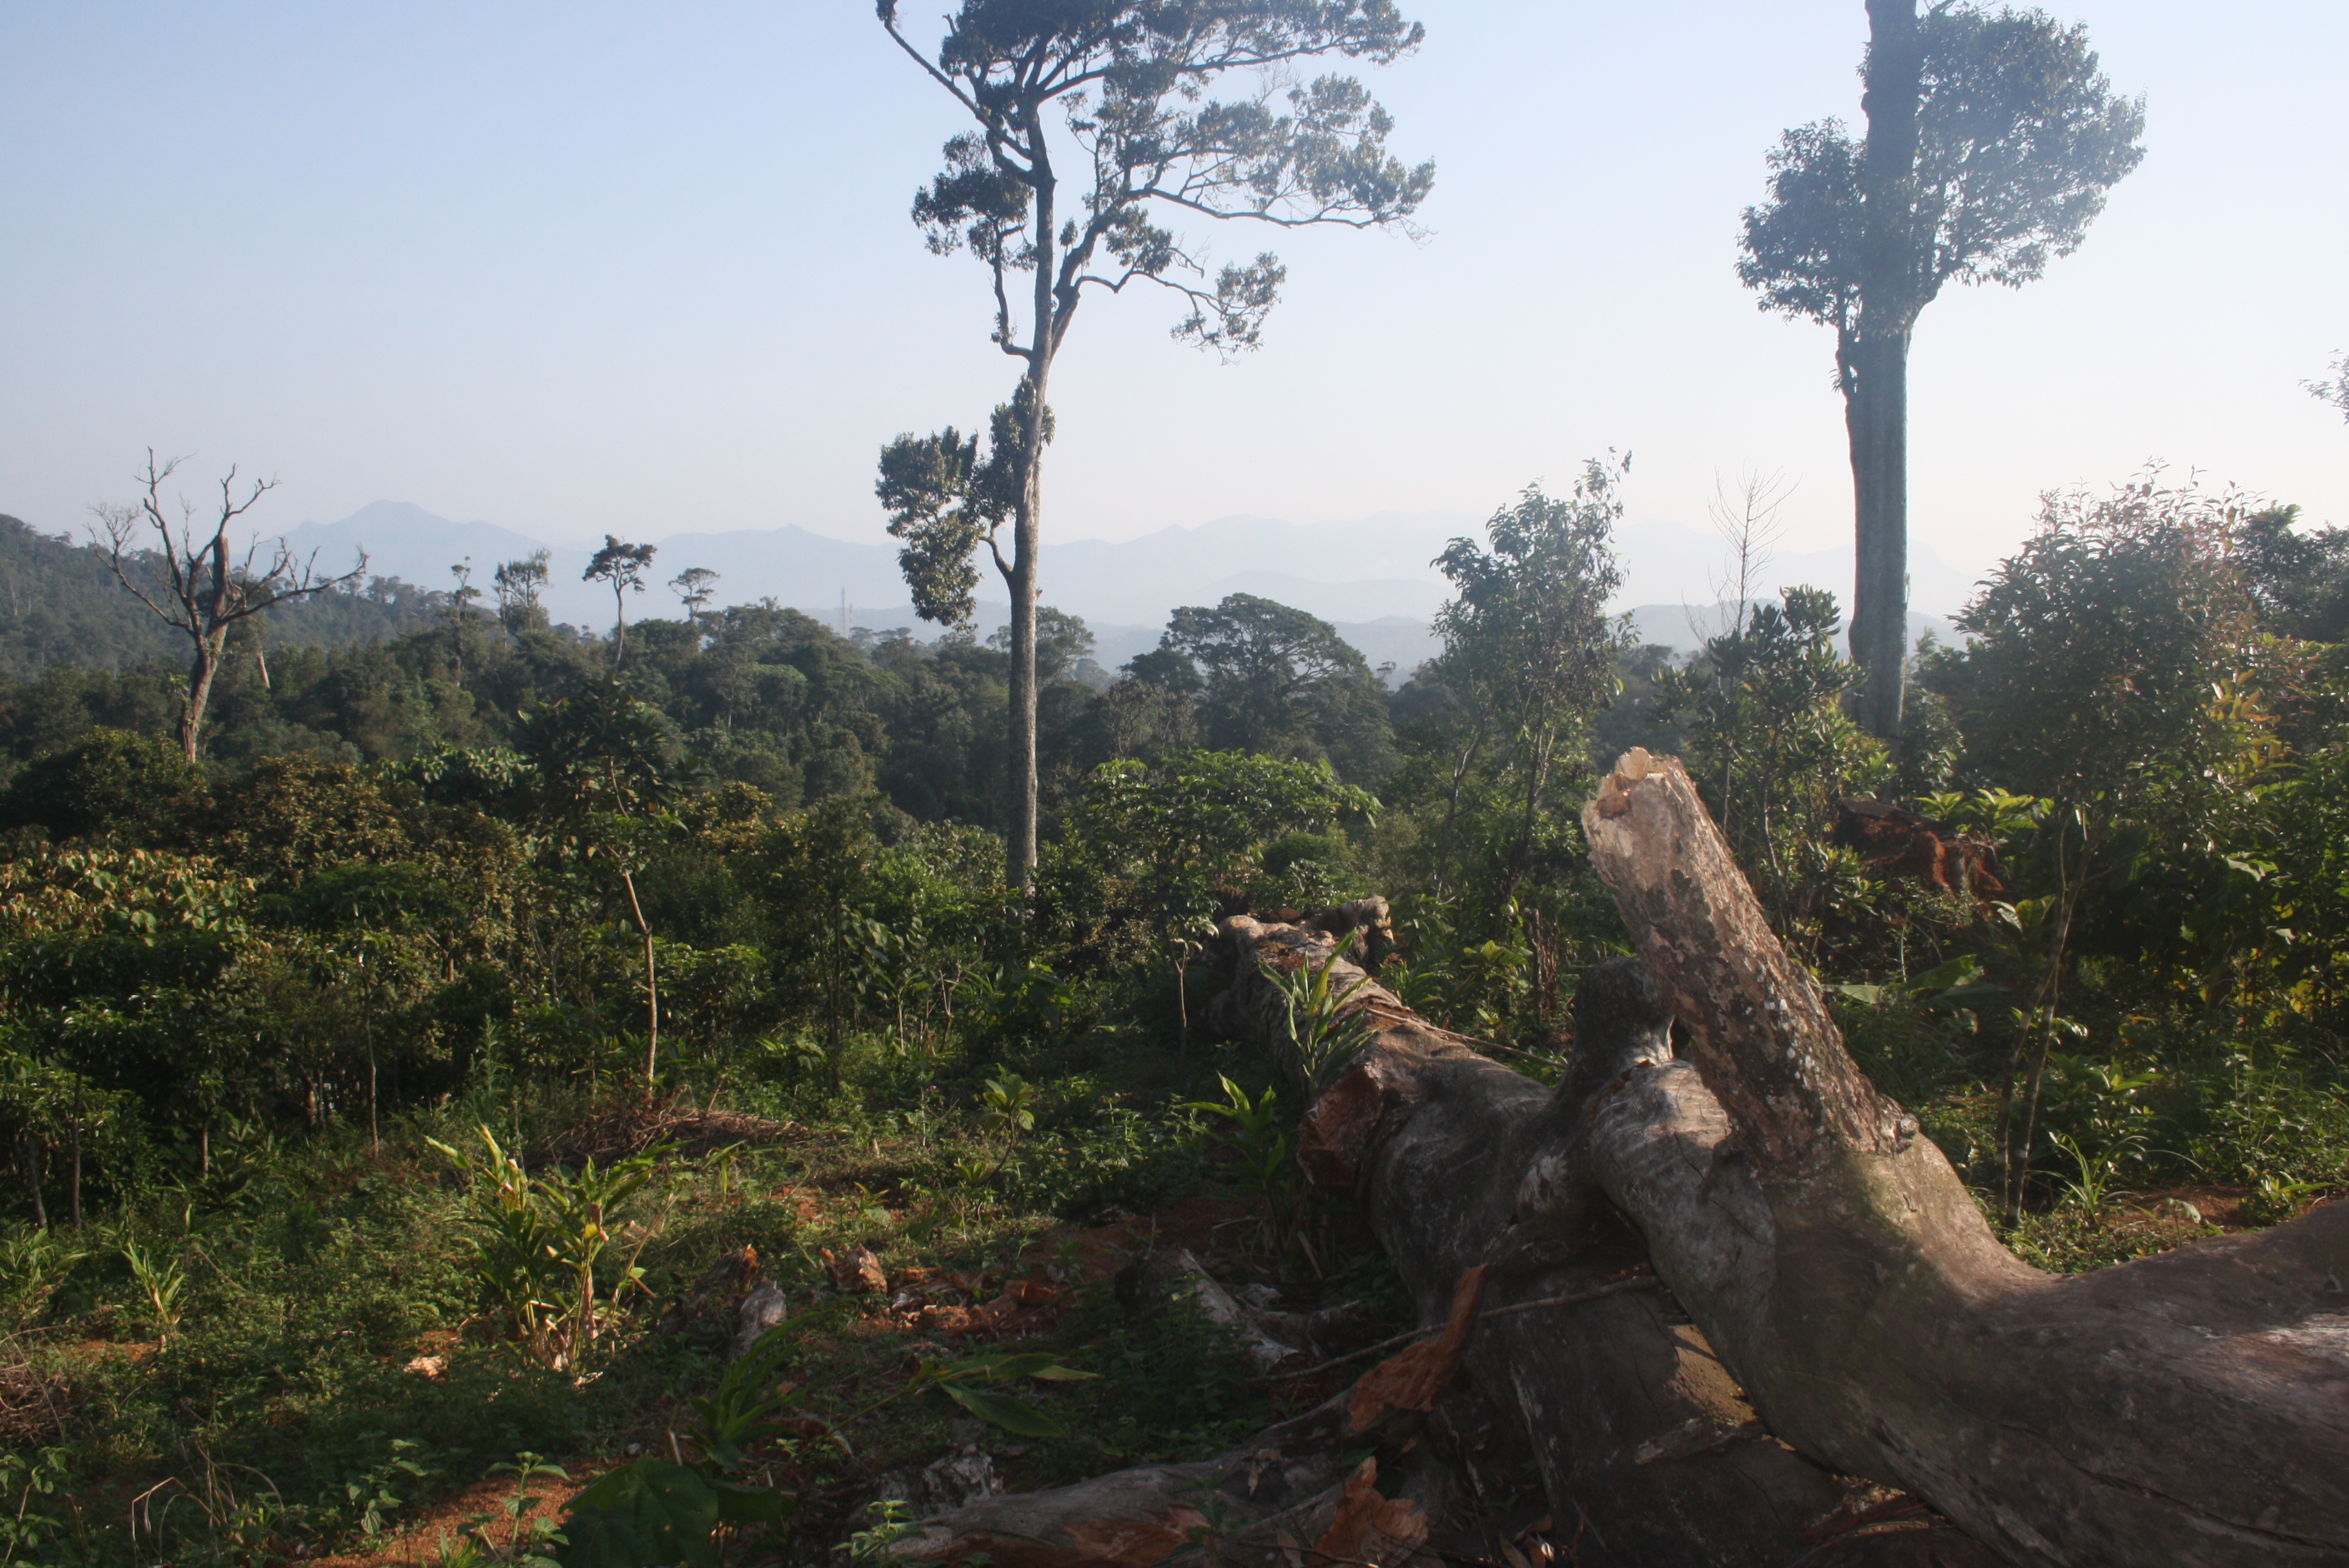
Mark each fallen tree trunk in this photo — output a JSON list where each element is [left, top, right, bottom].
[[885, 750, 2346, 1567], [1571, 749, 2349, 1565], [1230, 900, 1966, 1566]]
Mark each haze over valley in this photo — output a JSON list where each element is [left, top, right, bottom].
[[269, 498, 1971, 671]]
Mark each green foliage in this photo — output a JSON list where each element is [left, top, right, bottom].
[[439, 1453, 570, 1568], [1270, 960, 1373, 1089], [565, 1460, 730, 1568], [876, 395, 1050, 630], [1655, 585, 1889, 947], [1042, 1269, 1263, 1473], [1149, 595, 1396, 786], [429, 1127, 661, 1371], [1918, 473, 2273, 1218], [562, 1324, 1085, 1568], [120, 1235, 189, 1335], [1185, 1075, 1294, 1256], [1929, 472, 2259, 812], [1424, 466, 1628, 891], [345, 1435, 437, 1539], [0, 726, 204, 845], [0, 1446, 68, 1564], [1072, 750, 1374, 932], [977, 1073, 1039, 1173], [884, 0, 1430, 356]]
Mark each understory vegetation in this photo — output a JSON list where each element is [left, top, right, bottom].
[[2, 469, 2346, 1564]]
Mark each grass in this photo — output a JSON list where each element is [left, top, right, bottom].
[[0, 1022, 1380, 1565]]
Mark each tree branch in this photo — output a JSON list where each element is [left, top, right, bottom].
[[878, 13, 981, 118]]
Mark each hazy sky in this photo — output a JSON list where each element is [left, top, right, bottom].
[[3, 2, 2341, 604]]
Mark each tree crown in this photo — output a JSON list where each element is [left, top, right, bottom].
[[883, 0, 1432, 360], [585, 536, 657, 592], [1738, 4, 2145, 336]]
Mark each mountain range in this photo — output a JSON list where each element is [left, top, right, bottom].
[[272, 500, 1975, 676]]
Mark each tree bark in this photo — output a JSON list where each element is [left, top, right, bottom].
[[883, 1383, 1441, 1568], [1577, 749, 2349, 1565], [1845, 329, 1910, 740], [1005, 435, 1041, 893], [179, 634, 224, 764], [1849, 0, 1923, 741], [1223, 914, 1887, 1568]]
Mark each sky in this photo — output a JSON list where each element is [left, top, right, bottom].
[[2, 1, 2342, 611]]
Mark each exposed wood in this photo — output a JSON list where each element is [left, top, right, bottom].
[[883, 1380, 1439, 1568], [1579, 748, 2349, 1565], [1255, 921, 1881, 1568]]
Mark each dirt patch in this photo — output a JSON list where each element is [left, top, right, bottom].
[[532, 1098, 793, 1166], [308, 1464, 603, 1568]]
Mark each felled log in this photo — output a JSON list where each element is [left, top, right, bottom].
[[1573, 749, 2349, 1565], [882, 1369, 1462, 1568], [882, 751, 2345, 1567], [1235, 925, 1919, 1565]]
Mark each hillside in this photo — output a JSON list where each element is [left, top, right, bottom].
[[0, 514, 452, 678]]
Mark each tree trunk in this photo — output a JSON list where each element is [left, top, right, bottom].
[[1007, 91, 1058, 898], [1845, 328, 1910, 739], [179, 636, 224, 764], [883, 1382, 1443, 1568], [1222, 914, 1879, 1568], [1849, 0, 1923, 741], [1576, 750, 2349, 1565], [1005, 458, 1040, 893], [68, 1077, 82, 1229]]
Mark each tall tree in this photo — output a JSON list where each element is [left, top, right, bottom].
[[93, 450, 366, 762], [1737, 2, 2143, 737], [1149, 593, 1393, 785], [876, 0, 1432, 888], [494, 550, 551, 635], [584, 535, 657, 670], [670, 565, 720, 628]]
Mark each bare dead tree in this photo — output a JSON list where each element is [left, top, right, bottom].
[[91, 450, 367, 762], [1689, 467, 1793, 646], [1689, 469, 1795, 831]]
